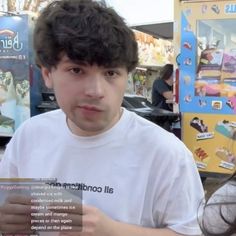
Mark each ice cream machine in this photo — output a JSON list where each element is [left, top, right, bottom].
[[175, 0, 236, 176]]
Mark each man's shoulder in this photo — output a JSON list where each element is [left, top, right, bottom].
[[125, 108, 159, 128], [154, 78, 164, 85], [153, 78, 168, 91], [4, 109, 65, 153], [126, 110, 192, 156], [126, 109, 180, 143], [16, 109, 65, 134]]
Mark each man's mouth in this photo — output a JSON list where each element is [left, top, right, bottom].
[[79, 105, 103, 112]]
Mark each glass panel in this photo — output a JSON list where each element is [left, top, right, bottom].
[[196, 19, 236, 98]]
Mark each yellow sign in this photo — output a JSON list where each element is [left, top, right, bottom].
[[183, 113, 236, 175]]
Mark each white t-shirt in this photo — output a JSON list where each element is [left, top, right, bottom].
[[0, 108, 204, 235]]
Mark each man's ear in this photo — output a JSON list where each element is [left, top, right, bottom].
[[41, 67, 53, 89]]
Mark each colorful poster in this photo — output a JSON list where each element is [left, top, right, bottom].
[[179, 1, 236, 114], [134, 30, 174, 67], [183, 113, 236, 175], [0, 15, 30, 136]]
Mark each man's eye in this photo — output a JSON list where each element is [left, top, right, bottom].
[[70, 68, 81, 74], [106, 71, 117, 77]]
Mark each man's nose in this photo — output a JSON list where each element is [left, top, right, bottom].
[[84, 76, 105, 99]]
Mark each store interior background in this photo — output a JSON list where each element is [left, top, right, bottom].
[[0, 0, 174, 102], [0, 0, 230, 196], [0, 0, 175, 137]]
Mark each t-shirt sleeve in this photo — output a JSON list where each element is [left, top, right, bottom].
[[154, 79, 171, 95], [153, 145, 205, 235]]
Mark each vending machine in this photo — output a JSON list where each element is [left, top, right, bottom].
[[175, 0, 236, 176], [0, 14, 42, 137]]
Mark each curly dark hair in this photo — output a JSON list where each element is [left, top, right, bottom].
[[200, 171, 236, 236], [33, 0, 138, 72]]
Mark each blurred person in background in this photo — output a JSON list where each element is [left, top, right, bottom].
[[152, 64, 174, 111]]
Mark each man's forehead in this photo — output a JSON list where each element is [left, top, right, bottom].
[[59, 55, 127, 69]]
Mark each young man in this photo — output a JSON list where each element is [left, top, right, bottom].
[[0, 0, 204, 235]]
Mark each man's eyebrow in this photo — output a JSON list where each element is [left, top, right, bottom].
[[60, 57, 124, 69]]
